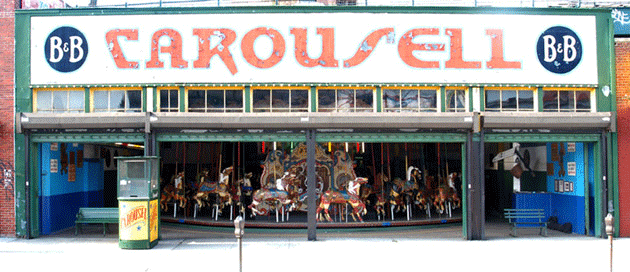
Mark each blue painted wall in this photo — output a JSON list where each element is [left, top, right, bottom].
[[39, 143, 104, 235]]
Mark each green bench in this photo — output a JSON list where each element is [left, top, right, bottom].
[[504, 208, 547, 237], [75, 207, 119, 236]]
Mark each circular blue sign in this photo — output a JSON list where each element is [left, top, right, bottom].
[[536, 26, 582, 74], [44, 26, 88, 73]]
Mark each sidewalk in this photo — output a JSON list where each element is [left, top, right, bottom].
[[0, 223, 628, 272]]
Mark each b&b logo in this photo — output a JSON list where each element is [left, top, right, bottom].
[[44, 26, 88, 73], [537, 26, 582, 74]]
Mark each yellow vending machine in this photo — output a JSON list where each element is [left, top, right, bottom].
[[117, 156, 160, 249]]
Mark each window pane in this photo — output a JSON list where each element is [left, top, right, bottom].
[[383, 89, 400, 110], [207, 91, 224, 110], [576, 91, 591, 111], [226, 90, 243, 110], [93, 91, 108, 111], [337, 89, 354, 111], [543, 91, 558, 111], [188, 90, 205, 112], [447, 90, 465, 111], [110, 91, 125, 111], [127, 90, 142, 111], [420, 90, 437, 111], [401, 89, 418, 109], [53, 91, 67, 112], [559, 91, 573, 111], [318, 89, 335, 111], [502, 90, 516, 110], [518, 90, 534, 110], [37, 91, 52, 112], [253, 89, 270, 112], [169, 90, 178, 109], [485, 90, 500, 111], [160, 90, 170, 109], [291, 90, 308, 111], [355, 89, 373, 111], [68, 91, 84, 112], [272, 89, 289, 110]]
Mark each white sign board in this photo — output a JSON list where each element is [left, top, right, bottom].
[[30, 13, 598, 85]]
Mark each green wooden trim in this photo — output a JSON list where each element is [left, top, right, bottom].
[[461, 142, 467, 239], [317, 133, 466, 143], [245, 86, 252, 113], [119, 239, 158, 250], [157, 133, 305, 142], [376, 86, 382, 112], [479, 86, 486, 111], [142, 87, 147, 112], [584, 142, 590, 236], [179, 86, 186, 112], [594, 140, 602, 237], [31, 133, 145, 143], [84, 87, 90, 113], [16, 6, 613, 17], [30, 142, 40, 238], [440, 86, 446, 112], [484, 133, 600, 143]]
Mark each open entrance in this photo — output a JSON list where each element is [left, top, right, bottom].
[[485, 141, 597, 237], [159, 140, 464, 228]]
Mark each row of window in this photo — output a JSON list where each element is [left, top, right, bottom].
[[34, 87, 595, 113]]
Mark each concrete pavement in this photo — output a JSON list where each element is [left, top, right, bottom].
[[0, 223, 628, 272]]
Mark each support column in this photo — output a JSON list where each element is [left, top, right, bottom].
[[306, 129, 317, 241], [467, 127, 485, 240], [24, 131, 30, 239]]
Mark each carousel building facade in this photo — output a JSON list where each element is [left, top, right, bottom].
[[13, 6, 617, 240]]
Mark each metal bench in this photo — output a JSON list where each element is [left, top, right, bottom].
[[504, 208, 547, 237], [75, 207, 118, 236]]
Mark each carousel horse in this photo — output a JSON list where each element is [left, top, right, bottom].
[[248, 172, 300, 216], [170, 171, 188, 209], [360, 172, 389, 205], [374, 194, 387, 220], [316, 177, 369, 222], [193, 166, 234, 211], [234, 172, 253, 214], [433, 173, 461, 214], [160, 183, 176, 211]]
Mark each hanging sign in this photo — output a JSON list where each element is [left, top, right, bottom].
[[567, 161, 576, 176], [50, 159, 58, 173], [30, 12, 598, 85]]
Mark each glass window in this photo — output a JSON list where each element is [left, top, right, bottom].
[[187, 88, 244, 113], [383, 88, 437, 112], [445, 88, 467, 112], [159, 88, 179, 112], [92, 88, 142, 112], [318, 88, 374, 112], [543, 89, 593, 112], [35, 89, 85, 113], [485, 88, 535, 112], [252, 88, 308, 112]]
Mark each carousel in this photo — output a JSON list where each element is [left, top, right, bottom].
[[159, 141, 463, 228]]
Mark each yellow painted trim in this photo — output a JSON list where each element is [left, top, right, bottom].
[[32, 87, 84, 113], [156, 87, 180, 112], [314, 86, 377, 112], [185, 86, 246, 113], [90, 87, 143, 112]]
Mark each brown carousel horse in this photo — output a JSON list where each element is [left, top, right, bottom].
[[193, 166, 234, 211], [433, 173, 461, 214], [317, 177, 369, 222], [387, 166, 422, 214], [161, 171, 187, 211], [360, 172, 389, 205]]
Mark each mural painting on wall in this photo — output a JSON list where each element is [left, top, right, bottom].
[[0, 160, 14, 200]]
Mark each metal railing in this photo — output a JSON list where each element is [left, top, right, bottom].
[[56, 0, 630, 9]]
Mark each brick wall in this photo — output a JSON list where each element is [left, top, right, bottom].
[[0, 0, 15, 237], [616, 39, 630, 237]]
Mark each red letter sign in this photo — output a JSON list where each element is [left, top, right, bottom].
[[291, 28, 338, 68], [486, 29, 521, 69], [445, 28, 481, 69], [146, 29, 188, 69], [105, 29, 139, 69], [193, 28, 238, 75], [241, 27, 285, 69], [398, 28, 443, 68], [344, 28, 395, 68]]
